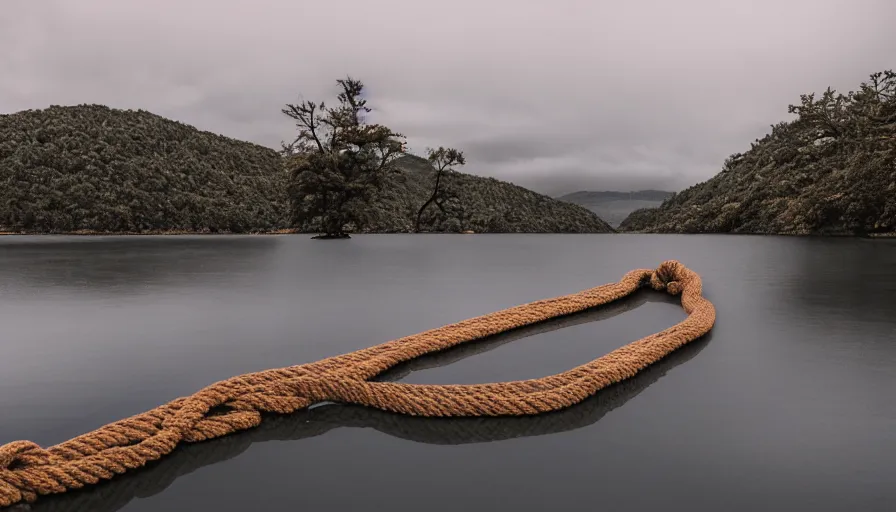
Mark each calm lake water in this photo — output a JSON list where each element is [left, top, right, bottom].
[[1, 234, 894, 511]]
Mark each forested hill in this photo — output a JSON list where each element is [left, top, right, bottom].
[[0, 105, 289, 233], [0, 105, 612, 234], [369, 155, 614, 233], [620, 71, 896, 235]]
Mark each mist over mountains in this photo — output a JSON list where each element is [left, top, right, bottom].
[[557, 190, 674, 227]]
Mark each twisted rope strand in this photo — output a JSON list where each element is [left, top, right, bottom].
[[0, 260, 715, 507], [32, 332, 710, 512]]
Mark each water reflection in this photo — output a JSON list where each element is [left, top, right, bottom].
[[0, 236, 281, 295], [24, 291, 709, 512], [782, 238, 896, 323]]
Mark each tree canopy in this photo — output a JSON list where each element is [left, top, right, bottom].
[[282, 77, 406, 238]]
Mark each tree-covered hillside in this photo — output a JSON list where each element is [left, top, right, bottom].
[[365, 155, 613, 233], [0, 105, 612, 234], [0, 105, 289, 233], [620, 71, 896, 235]]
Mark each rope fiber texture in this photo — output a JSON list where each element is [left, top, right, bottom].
[[0, 260, 715, 508]]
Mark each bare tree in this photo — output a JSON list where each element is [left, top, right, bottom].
[[414, 147, 465, 232]]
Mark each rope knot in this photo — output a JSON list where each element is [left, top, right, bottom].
[[0, 441, 51, 471], [649, 260, 686, 296]]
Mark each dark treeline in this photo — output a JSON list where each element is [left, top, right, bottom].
[[0, 81, 611, 236], [3, 71, 893, 237], [365, 154, 613, 233], [621, 70, 896, 235], [280, 77, 611, 237]]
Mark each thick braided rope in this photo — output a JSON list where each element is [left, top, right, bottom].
[[33, 332, 709, 512], [0, 260, 715, 507]]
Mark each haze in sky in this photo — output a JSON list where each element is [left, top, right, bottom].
[[2, 0, 894, 195]]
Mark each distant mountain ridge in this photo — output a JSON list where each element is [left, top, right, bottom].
[[557, 190, 673, 227], [0, 105, 612, 234], [559, 190, 673, 203]]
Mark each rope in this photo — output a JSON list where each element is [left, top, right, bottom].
[[0, 260, 715, 508], [31, 329, 709, 512]]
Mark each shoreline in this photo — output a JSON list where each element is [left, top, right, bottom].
[[0, 229, 303, 236], [1, 230, 893, 238]]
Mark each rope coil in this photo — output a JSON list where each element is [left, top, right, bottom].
[[0, 260, 715, 507]]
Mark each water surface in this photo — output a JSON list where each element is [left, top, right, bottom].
[[1, 234, 894, 511]]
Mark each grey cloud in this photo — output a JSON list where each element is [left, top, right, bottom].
[[2, 0, 895, 194], [459, 131, 595, 165]]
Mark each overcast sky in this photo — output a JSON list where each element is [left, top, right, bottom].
[[2, 0, 894, 195]]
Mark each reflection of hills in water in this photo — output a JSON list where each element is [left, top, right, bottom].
[[785, 238, 896, 323], [22, 291, 710, 512], [0, 236, 281, 293]]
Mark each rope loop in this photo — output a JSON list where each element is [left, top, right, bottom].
[[0, 441, 52, 471], [0, 260, 715, 507]]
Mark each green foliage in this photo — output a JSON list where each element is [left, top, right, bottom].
[[282, 77, 405, 237], [0, 105, 288, 233], [620, 70, 896, 235]]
